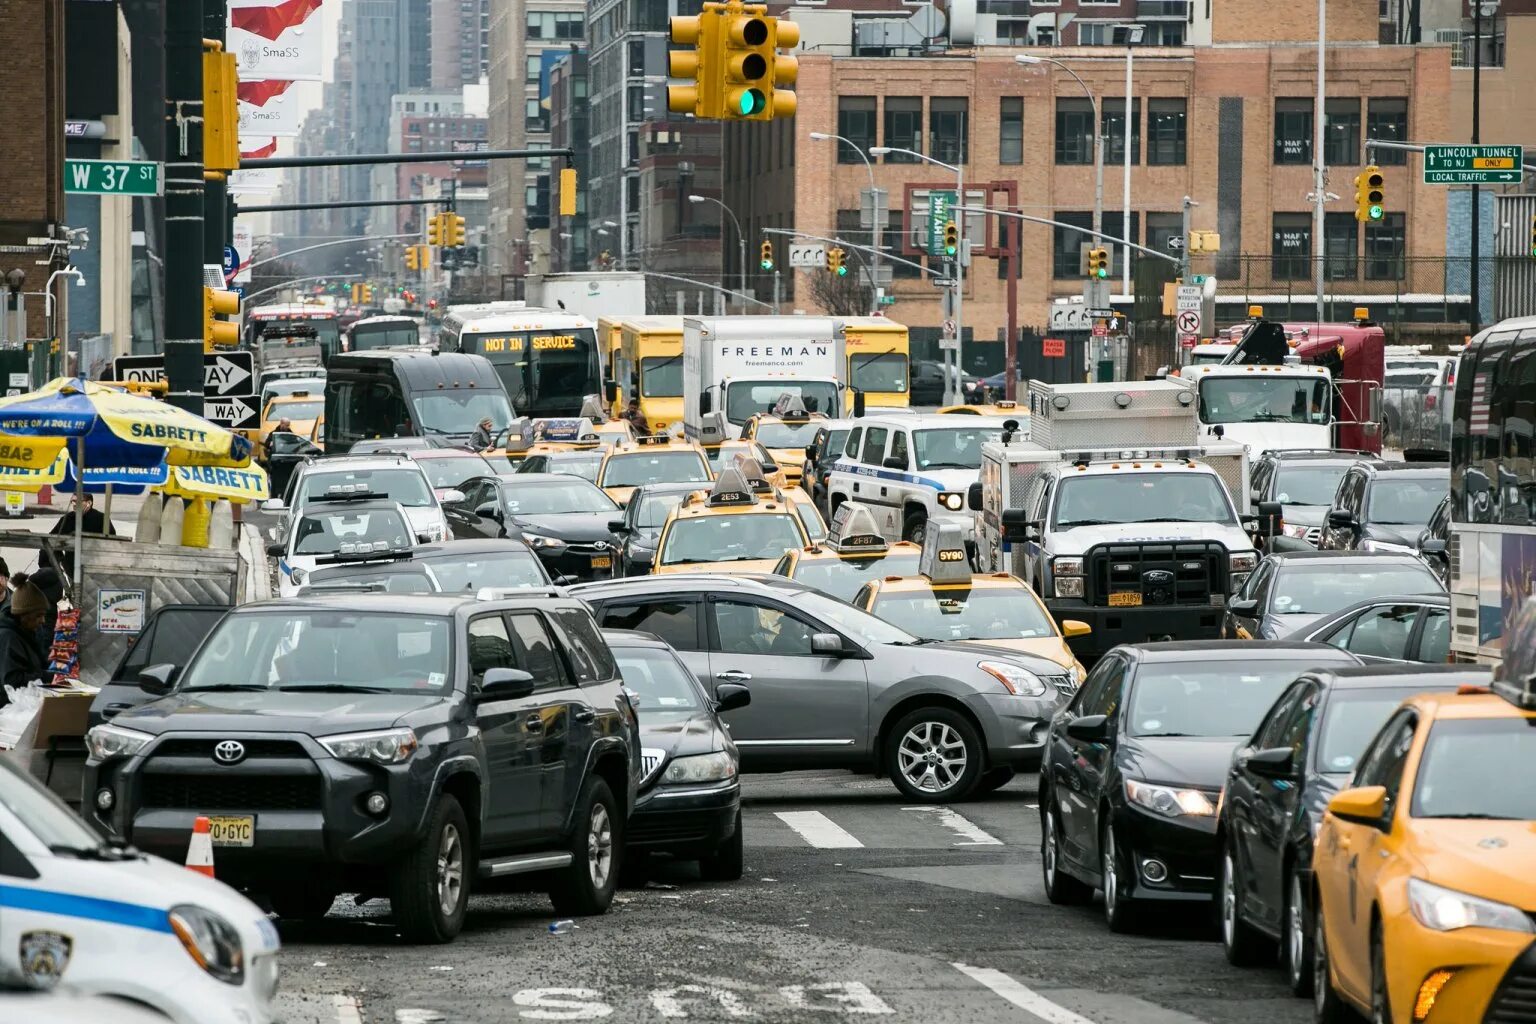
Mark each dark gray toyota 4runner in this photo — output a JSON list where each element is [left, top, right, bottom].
[[82, 592, 639, 943]]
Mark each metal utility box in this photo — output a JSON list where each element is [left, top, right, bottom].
[[1026, 380, 1199, 450]]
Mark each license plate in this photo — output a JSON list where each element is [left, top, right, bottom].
[[1108, 591, 1143, 607], [590, 555, 612, 569], [206, 815, 254, 847]]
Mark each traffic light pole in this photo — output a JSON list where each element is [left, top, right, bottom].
[[164, 0, 206, 416], [203, 0, 229, 269]]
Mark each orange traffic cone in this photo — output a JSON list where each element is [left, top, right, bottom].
[[186, 816, 215, 878]]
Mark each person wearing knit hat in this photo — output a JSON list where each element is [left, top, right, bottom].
[[0, 582, 48, 696]]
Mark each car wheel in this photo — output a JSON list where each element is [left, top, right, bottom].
[[699, 809, 744, 882], [902, 511, 926, 544], [1313, 900, 1352, 1023], [974, 766, 1015, 795], [886, 706, 983, 802], [388, 795, 470, 944], [268, 884, 335, 923], [1285, 868, 1315, 997], [1041, 797, 1092, 906], [1101, 820, 1138, 933], [1221, 844, 1273, 965], [549, 776, 620, 916], [1370, 924, 1393, 1024]]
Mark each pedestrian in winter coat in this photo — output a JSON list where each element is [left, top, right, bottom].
[[0, 583, 50, 697]]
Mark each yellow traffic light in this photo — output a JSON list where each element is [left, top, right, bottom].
[[759, 241, 774, 270], [668, 14, 704, 115], [722, 10, 772, 119], [202, 45, 239, 173], [427, 214, 443, 246], [942, 221, 959, 258], [1087, 247, 1109, 279], [559, 167, 578, 217], [203, 287, 240, 350], [417, 245, 431, 271], [770, 17, 799, 119], [1354, 165, 1385, 223], [405, 246, 419, 271], [828, 247, 847, 277], [448, 214, 467, 248]]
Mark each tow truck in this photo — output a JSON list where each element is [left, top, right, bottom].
[[651, 463, 810, 575], [850, 521, 1089, 684], [770, 502, 923, 602]]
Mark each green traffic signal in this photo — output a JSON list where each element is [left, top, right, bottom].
[[1095, 267, 1108, 279], [835, 263, 847, 277], [1368, 204, 1384, 221], [760, 258, 773, 270]]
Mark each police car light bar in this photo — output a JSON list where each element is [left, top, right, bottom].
[[1062, 446, 1206, 466]]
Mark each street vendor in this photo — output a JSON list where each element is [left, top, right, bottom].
[[49, 494, 115, 538], [0, 582, 49, 695]]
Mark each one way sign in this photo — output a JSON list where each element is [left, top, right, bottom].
[[111, 352, 258, 428], [204, 395, 260, 430]]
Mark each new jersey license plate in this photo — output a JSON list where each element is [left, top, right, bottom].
[[1108, 591, 1143, 607], [590, 555, 612, 569], [206, 815, 255, 847]]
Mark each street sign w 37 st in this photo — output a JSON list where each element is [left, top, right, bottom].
[[64, 159, 163, 196]]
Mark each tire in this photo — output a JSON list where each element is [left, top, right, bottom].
[[1041, 797, 1093, 906], [902, 511, 927, 544], [885, 706, 983, 802], [1101, 819, 1138, 934], [389, 795, 471, 944], [975, 767, 1016, 795], [549, 777, 620, 916], [699, 809, 744, 882], [269, 885, 335, 922], [1370, 924, 1393, 1024], [1220, 843, 1274, 966], [1313, 899, 1353, 1023], [1284, 868, 1316, 997]]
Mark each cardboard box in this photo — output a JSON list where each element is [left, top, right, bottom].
[[1, 689, 94, 806]]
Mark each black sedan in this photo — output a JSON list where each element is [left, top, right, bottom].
[[605, 629, 747, 881], [1222, 550, 1444, 640], [609, 482, 700, 577], [1039, 640, 1360, 933], [448, 473, 621, 581], [1218, 663, 1487, 991], [1286, 593, 1450, 663]]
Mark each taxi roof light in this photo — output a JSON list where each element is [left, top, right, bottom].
[[706, 467, 758, 507], [825, 502, 890, 553], [771, 393, 811, 419], [918, 521, 973, 584]]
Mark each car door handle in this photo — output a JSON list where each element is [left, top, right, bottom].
[[524, 715, 545, 732], [715, 670, 752, 681], [573, 707, 595, 723]]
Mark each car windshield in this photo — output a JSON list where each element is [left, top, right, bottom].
[[507, 480, 617, 515], [791, 587, 914, 646], [423, 550, 547, 591], [613, 646, 704, 711], [262, 379, 324, 408], [640, 355, 683, 398], [411, 390, 515, 438], [1270, 563, 1442, 615], [601, 451, 710, 487], [873, 586, 1057, 641], [821, 430, 850, 460], [546, 453, 604, 482], [754, 420, 823, 448], [912, 427, 1001, 470], [1275, 465, 1351, 506], [1128, 662, 1316, 737], [270, 399, 322, 422], [724, 381, 839, 425], [1315, 686, 1444, 775], [0, 756, 104, 850], [795, 502, 827, 543], [634, 490, 691, 529], [1198, 376, 1331, 425], [300, 467, 435, 508], [1368, 476, 1447, 525], [1054, 473, 1236, 528], [850, 352, 909, 394], [659, 513, 805, 565], [1411, 717, 1536, 820], [181, 611, 453, 692], [790, 552, 923, 601], [293, 508, 413, 556], [417, 455, 496, 489]]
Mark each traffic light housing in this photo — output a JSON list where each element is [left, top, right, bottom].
[[759, 240, 774, 270], [202, 45, 239, 173], [416, 244, 431, 271], [203, 286, 240, 350], [942, 221, 959, 258], [427, 214, 443, 246], [669, 2, 799, 121], [559, 167, 578, 217], [1354, 165, 1385, 223], [828, 247, 847, 277], [722, 8, 772, 119], [1087, 247, 1109, 279], [405, 246, 419, 271], [667, 13, 704, 115], [447, 214, 467, 248], [769, 17, 799, 118]]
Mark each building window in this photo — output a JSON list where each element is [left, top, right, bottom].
[[1052, 211, 1093, 279], [1324, 98, 1360, 166], [1274, 98, 1312, 165], [837, 97, 876, 163], [882, 97, 923, 162], [1102, 98, 1141, 165], [627, 85, 645, 122], [526, 97, 548, 133], [1147, 97, 1186, 165], [999, 97, 1023, 165], [1055, 98, 1094, 165], [928, 97, 968, 164], [1367, 98, 1408, 166], [1145, 212, 1182, 256], [628, 40, 645, 75], [526, 55, 542, 84], [1324, 212, 1358, 279], [1272, 213, 1312, 280], [1365, 213, 1406, 280]]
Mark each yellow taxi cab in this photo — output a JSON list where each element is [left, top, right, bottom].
[[938, 399, 1026, 418], [593, 419, 637, 448], [651, 463, 810, 576], [850, 521, 1090, 682], [596, 434, 713, 507], [771, 501, 923, 602], [259, 392, 324, 457], [780, 484, 827, 545], [490, 416, 603, 468], [741, 397, 826, 487], [1311, 653, 1536, 1024]]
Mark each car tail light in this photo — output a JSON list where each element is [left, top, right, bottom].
[[1425, 393, 1436, 410]]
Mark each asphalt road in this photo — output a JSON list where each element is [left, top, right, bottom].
[[270, 771, 1310, 1024]]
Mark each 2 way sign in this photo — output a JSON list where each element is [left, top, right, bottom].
[[111, 352, 259, 428]]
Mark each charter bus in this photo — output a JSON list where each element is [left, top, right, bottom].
[[323, 350, 514, 453], [841, 317, 911, 408], [619, 316, 685, 434], [438, 308, 601, 419], [346, 314, 422, 353], [243, 303, 342, 365], [1448, 315, 1536, 667]]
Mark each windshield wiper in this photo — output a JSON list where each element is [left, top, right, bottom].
[[1056, 519, 1117, 529], [919, 461, 976, 470], [181, 684, 268, 692], [894, 637, 944, 646], [1426, 812, 1519, 820], [277, 684, 394, 694], [1133, 518, 1223, 524], [1137, 732, 1199, 738]]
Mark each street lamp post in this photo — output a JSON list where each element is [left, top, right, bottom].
[[871, 146, 963, 404], [689, 194, 747, 311], [809, 131, 883, 314], [1017, 54, 1104, 238]]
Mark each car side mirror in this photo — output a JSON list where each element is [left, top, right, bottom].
[[416, 532, 434, 544], [608, 519, 628, 533], [261, 498, 286, 513], [967, 481, 983, 512], [554, 575, 579, 586], [1327, 785, 1389, 828], [713, 682, 751, 713], [1061, 619, 1092, 639], [1000, 508, 1032, 541], [1327, 509, 1355, 529], [811, 632, 847, 656], [1228, 597, 1260, 616], [1065, 714, 1111, 743], [883, 455, 907, 471], [804, 445, 817, 461], [475, 502, 502, 521], [1244, 746, 1298, 780], [1420, 538, 1447, 558], [477, 667, 536, 701], [137, 663, 177, 695], [442, 489, 466, 506], [265, 542, 285, 557]]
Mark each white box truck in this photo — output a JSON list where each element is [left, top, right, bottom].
[[524, 272, 646, 321], [682, 316, 849, 442]]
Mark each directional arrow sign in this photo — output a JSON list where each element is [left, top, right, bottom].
[[204, 395, 260, 430], [1422, 144, 1524, 185], [111, 352, 255, 401]]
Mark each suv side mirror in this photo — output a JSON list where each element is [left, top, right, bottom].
[[967, 481, 983, 512], [1327, 509, 1356, 529], [811, 632, 847, 656], [477, 667, 536, 701], [1328, 785, 1389, 828], [1228, 597, 1260, 616], [713, 682, 751, 713], [1065, 714, 1111, 743], [1419, 538, 1447, 558], [608, 519, 628, 533], [265, 542, 285, 557], [1244, 746, 1297, 780], [441, 489, 467, 506], [261, 498, 286, 513], [137, 663, 178, 695], [883, 455, 907, 471], [475, 502, 502, 521]]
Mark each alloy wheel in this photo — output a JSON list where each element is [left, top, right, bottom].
[[1043, 811, 1060, 888], [1221, 853, 1238, 949], [588, 803, 614, 889], [1287, 874, 1307, 989], [1313, 911, 1330, 1014], [897, 721, 967, 794], [1102, 827, 1119, 915], [436, 822, 464, 918]]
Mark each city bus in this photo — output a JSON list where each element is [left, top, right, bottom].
[[620, 316, 685, 434], [438, 308, 600, 418], [346, 314, 422, 353], [842, 317, 910, 408], [1448, 315, 1536, 667], [243, 303, 342, 365]]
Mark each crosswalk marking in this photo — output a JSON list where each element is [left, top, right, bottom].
[[902, 806, 1003, 846], [774, 810, 865, 848], [952, 964, 1098, 1024]]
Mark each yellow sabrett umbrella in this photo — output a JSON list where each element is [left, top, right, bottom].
[[159, 463, 270, 502]]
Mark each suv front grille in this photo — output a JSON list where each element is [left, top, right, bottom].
[[152, 739, 309, 760], [1086, 541, 1226, 607], [141, 774, 322, 811]]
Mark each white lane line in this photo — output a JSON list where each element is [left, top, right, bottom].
[[775, 810, 865, 848], [903, 806, 1004, 846], [952, 963, 1098, 1024], [334, 994, 364, 1024]]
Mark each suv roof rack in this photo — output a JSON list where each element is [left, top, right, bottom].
[[314, 546, 415, 565], [475, 586, 566, 601]]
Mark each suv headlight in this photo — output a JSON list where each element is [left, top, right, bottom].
[[168, 905, 245, 985], [1125, 778, 1216, 817], [1229, 551, 1259, 572], [663, 751, 737, 784], [938, 492, 965, 512], [86, 723, 153, 762], [1053, 557, 1084, 577], [521, 531, 567, 551], [978, 660, 1046, 697], [1054, 577, 1084, 599], [318, 727, 419, 765], [1407, 878, 1536, 934]]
